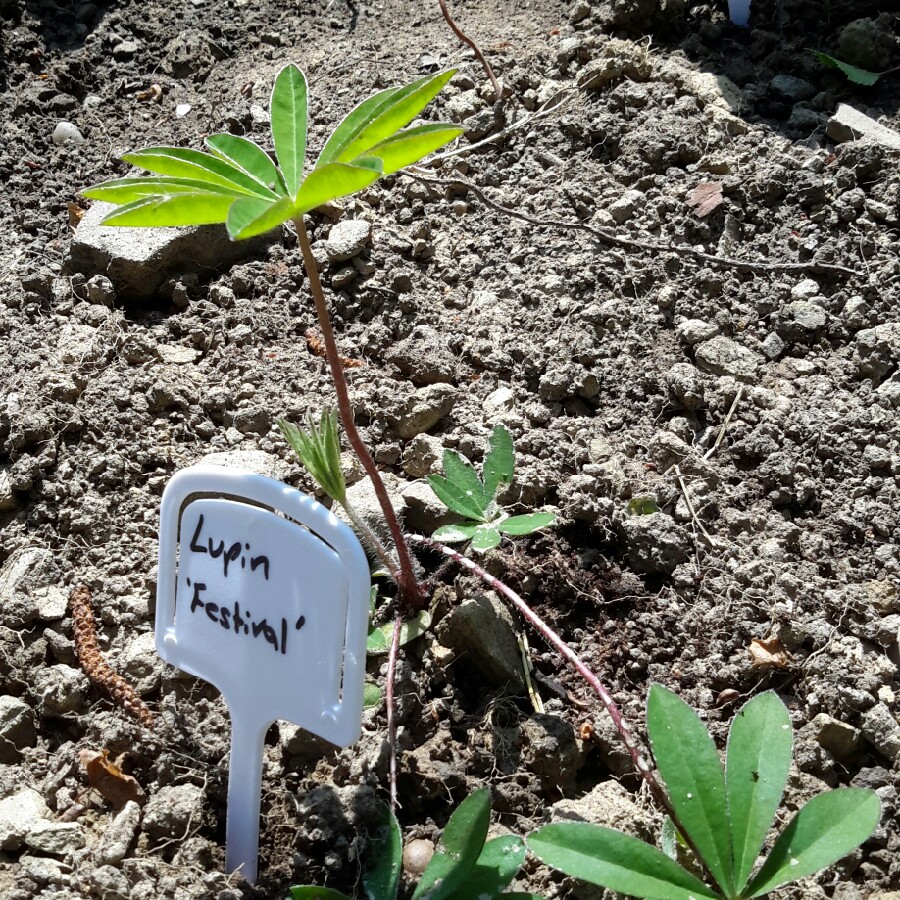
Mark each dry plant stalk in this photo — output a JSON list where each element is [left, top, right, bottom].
[[69, 585, 154, 729]]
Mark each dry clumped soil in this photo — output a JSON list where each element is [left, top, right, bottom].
[[1, 0, 899, 898]]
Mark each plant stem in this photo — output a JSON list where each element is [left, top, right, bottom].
[[293, 216, 421, 612], [341, 496, 400, 582], [408, 534, 721, 892], [386, 611, 403, 811]]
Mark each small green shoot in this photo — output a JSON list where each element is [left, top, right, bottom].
[[429, 425, 555, 552], [529, 688, 880, 899], [82, 64, 463, 238], [289, 789, 530, 900], [813, 52, 881, 86], [279, 410, 346, 504]]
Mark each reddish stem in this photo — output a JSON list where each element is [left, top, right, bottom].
[[437, 0, 501, 99], [293, 217, 421, 612]]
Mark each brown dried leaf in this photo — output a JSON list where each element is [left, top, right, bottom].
[[748, 636, 791, 669], [686, 181, 724, 218], [135, 84, 163, 103], [67, 202, 85, 229], [79, 749, 147, 807]]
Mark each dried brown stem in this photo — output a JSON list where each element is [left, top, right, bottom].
[[293, 216, 422, 612], [437, 0, 501, 99], [69, 585, 154, 729]]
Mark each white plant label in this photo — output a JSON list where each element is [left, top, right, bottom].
[[156, 465, 370, 884]]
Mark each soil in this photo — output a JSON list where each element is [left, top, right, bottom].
[[1, 1, 899, 899]]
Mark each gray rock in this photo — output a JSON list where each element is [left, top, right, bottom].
[[24, 821, 86, 856], [621, 513, 691, 575], [387, 325, 456, 385], [19, 854, 64, 886], [0, 469, 16, 511], [33, 586, 68, 620], [197, 450, 286, 481], [551, 779, 650, 833], [805, 713, 861, 762], [52, 121, 84, 146], [608, 190, 644, 224], [94, 800, 141, 866], [400, 481, 456, 533], [861, 704, 900, 760], [401, 434, 442, 478], [85, 273, 117, 305], [34, 664, 87, 715], [0, 695, 36, 763], [436, 594, 525, 691], [483, 386, 516, 415], [839, 18, 894, 71], [788, 107, 821, 132], [112, 40, 139, 60], [695, 335, 763, 381], [855, 324, 900, 385], [68, 201, 271, 301], [791, 278, 820, 301], [0, 547, 60, 628], [760, 331, 785, 360], [122, 632, 163, 695], [676, 318, 719, 345], [826, 104, 900, 150], [324, 220, 372, 262], [770, 74, 816, 101], [142, 784, 204, 840], [788, 300, 827, 332], [0, 789, 50, 850], [521, 715, 586, 791], [390, 384, 458, 439], [665, 362, 705, 410], [87, 864, 130, 900]]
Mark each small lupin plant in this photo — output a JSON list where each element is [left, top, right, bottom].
[[82, 63, 464, 614], [528, 688, 880, 900], [428, 424, 555, 553], [288, 789, 537, 900]]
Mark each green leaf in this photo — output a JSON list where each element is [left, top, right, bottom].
[[431, 522, 479, 543], [363, 801, 402, 900], [746, 789, 880, 897], [99, 192, 234, 227], [442, 450, 488, 517], [122, 147, 277, 198], [496, 513, 555, 535], [292, 162, 382, 217], [528, 823, 720, 900], [470, 525, 502, 553], [661, 817, 678, 861], [359, 124, 463, 175], [363, 682, 382, 709], [726, 692, 793, 893], [270, 63, 308, 196], [367, 610, 432, 655], [647, 685, 735, 897], [482, 424, 515, 503], [319, 70, 456, 167], [227, 195, 296, 240], [428, 472, 488, 521], [454, 835, 526, 900], [278, 412, 346, 503], [412, 788, 491, 900], [83, 175, 250, 203], [289, 888, 351, 900], [501, 895, 545, 900], [205, 133, 286, 195], [814, 52, 880, 86]]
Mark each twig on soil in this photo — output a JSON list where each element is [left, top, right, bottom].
[[673, 465, 722, 550], [408, 534, 721, 889], [437, 0, 500, 99], [69, 585, 154, 729], [386, 612, 403, 811], [404, 172, 864, 279], [703, 386, 744, 460]]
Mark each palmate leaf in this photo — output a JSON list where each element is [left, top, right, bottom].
[[647, 685, 735, 897], [455, 835, 527, 900], [442, 450, 488, 517], [205, 133, 286, 195], [746, 789, 880, 897], [470, 525, 501, 553], [482, 424, 514, 502], [226, 195, 297, 240], [428, 470, 487, 521], [431, 522, 479, 543], [366, 610, 432, 655], [412, 788, 491, 900], [496, 512, 555, 535], [726, 692, 793, 893], [318, 69, 456, 167], [99, 192, 235, 227], [121, 147, 277, 198], [270, 63, 308, 196], [528, 823, 720, 900]]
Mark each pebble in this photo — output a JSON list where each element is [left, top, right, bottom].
[[790, 278, 820, 301], [390, 384, 458, 439], [621, 513, 691, 575], [608, 190, 644, 224], [676, 318, 719, 345], [855, 324, 900, 385], [401, 434, 442, 478], [400, 480, 455, 533], [94, 801, 141, 866], [0, 789, 50, 851], [788, 300, 827, 332], [142, 784, 204, 839], [483, 386, 516, 415], [85, 274, 116, 305], [861, 704, 900, 761], [24, 821, 86, 856], [0, 469, 14, 511], [770, 73, 816, 102], [112, 40, 139, 60], [0, 696, 36, 763], [52, 121, 84, 146], [324, 220, 372, 262], [826, 104, 900, 150], [34, 664, 87, 715], [694, 335, 763, 381]]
